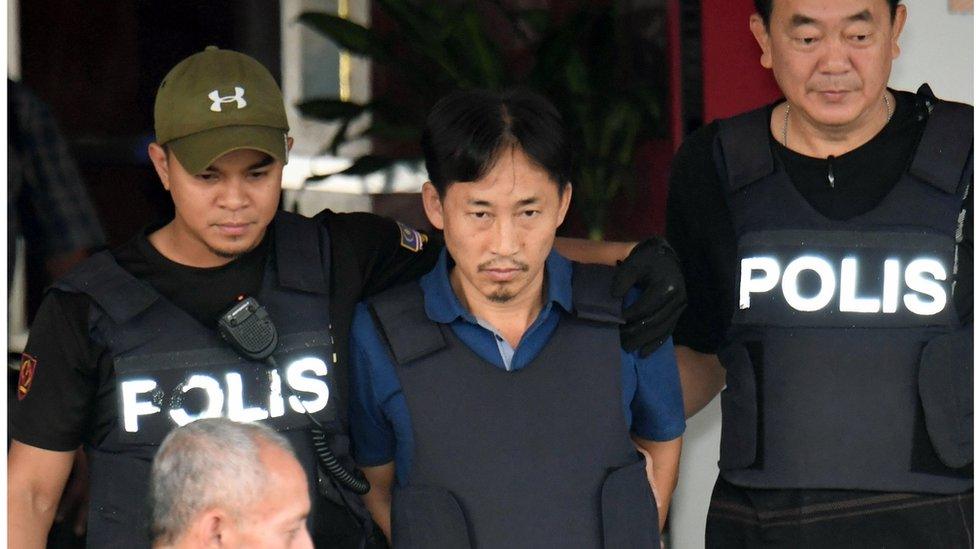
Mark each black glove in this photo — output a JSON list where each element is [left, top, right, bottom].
[[611, 236, 687, 357]]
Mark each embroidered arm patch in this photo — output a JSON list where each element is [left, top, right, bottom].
[[17, 353, 37, 400], [397, 221, 426, 253]]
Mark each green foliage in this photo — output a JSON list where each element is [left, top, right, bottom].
[[297, 12, 390, 59], [299, 0, 665, 238]]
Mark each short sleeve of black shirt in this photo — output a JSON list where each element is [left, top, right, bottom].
[[317, 210, 442, 299], [10, 289, 101, 451]]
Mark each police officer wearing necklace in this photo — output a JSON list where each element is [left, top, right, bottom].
[[665, 0, 972, 546]]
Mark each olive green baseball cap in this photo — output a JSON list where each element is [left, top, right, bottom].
[[154, 46, 290, 175]]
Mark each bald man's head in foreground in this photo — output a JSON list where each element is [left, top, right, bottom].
[[149, 419, 312, 549]]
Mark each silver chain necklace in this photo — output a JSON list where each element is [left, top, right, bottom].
[[782, 92, 892, 147]]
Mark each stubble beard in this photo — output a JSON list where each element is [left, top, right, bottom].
[[206, 237, 257, 261], [479, 259, 529, 303], [208, 246, 243, 260], [487, 287, 514, 303]]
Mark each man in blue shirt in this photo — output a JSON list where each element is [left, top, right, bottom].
[[348, 88, 685, 547]]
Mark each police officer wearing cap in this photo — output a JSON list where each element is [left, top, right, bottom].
[[349, 88, 685, 548], [7, 48, 688, 548], [666, 1, 973, 547]]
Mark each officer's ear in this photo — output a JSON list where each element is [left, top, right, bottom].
[[422, 181, 446, 231], [148, 143, 172, 192], [749, 13, 773, 70], [890, 4, 907, 60], [556, 182, 572, 227]]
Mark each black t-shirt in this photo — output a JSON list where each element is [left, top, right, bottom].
[[666, 89, 974, 354], [10, 210, 442, 451]]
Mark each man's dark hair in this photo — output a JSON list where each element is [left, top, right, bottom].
[[421, 88, 572, 196], [753, 0, 900, 25]]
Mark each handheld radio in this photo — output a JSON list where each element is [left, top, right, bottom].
[[218, 296, 370, 495]]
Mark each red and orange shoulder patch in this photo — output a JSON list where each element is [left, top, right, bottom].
[[17, 353, 37, 401]]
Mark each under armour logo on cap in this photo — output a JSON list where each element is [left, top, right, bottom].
[[209, 86, 247, 112]]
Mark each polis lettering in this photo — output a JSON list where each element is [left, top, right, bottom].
[[119, 357, 330, 434], [739, 255, 948, 315]]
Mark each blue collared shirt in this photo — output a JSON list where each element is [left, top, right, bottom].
[[349, 250, 685, 484]]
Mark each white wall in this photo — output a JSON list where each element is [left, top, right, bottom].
[[7, 0, 19, 79], [669, 399, 721, 549], [890, 0, 973, 103]]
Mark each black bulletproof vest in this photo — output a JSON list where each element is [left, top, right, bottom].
[[714, 90, 974, 494], [368, 264, 659, 549], [54, 211, 354, 547]]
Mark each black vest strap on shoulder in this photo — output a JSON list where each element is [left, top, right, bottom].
[[273, 211, 329, 294], [571, 263, 624, 324], [54, 251, 159, 324], [716, 108, 776, 192], [369, 282, 446, 365], [909, 94, 974, 196]]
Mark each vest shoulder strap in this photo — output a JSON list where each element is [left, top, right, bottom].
[[909, 91, 974, 196], [368, 281, 446, 366], [53, 251, 159, 324], [571, 263, 624, 324], [273, 211, 330, 294], [715, 107, 775, 193]]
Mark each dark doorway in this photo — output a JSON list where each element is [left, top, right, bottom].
[[17, 0, 281, 324]]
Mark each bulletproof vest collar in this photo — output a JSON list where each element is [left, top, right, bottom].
[[719, 85, 974, 196], [56, 212, 328, 324], [272, 210, 330, 295], [368, 263, 624, 367]]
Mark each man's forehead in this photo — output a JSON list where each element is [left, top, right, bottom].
[[446, 179, 552, 205], [772, 0, 889, 24]]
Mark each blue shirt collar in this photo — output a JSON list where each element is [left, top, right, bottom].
[[419, 248, 574, 324]]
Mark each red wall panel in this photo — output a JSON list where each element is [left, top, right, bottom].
[[700, 0, 781, 122]]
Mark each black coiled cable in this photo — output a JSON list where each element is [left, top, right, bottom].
[[266, 355, 370, 495]]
